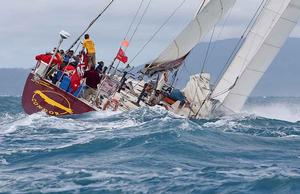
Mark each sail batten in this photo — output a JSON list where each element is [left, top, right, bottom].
[[213, 0, 300, 112], [143, 0, 236, 75]]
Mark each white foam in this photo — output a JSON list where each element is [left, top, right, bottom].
[[0, 94, 21, 97], [203, 117, 242, 129], [0, 113, 38, 134], [0, 158, 9, 165], [283, 135, 300, 138], [85, 110, 122, 119], [179, 121, 190, 130], [244, 102, 300, 123]]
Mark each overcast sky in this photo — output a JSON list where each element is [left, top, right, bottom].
[[1, 0, 300, 69]]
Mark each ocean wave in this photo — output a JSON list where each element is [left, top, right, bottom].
[[0, 94, 22, 97], [244, 97, 300, 122], [1, 97, 300, 193], [202, 114, 300, 137]]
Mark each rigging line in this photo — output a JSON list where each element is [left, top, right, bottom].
[[190, 75, 211, 117], [235, 0, 273, 78], [196, 0, 207, 16], [200, 25, 216, 73], [192, 0, 234, 103], [207, 1, 268, 114], [124, 0, 146, 41], [209, 77, 239, 113], [113, 0, 151, 74], [111, 0, 146, 74], [74, 41, 82, 54], [210, 76, 238, 98], [205, 4, 235, 66], [143, 0, 207, 75], [195, 76, 238, 117], [212, 0, 268, 86], [181, 62, 197, 117], [189, 26, 216, 117], [171, 68, 180, 87], [68, 0, 115, 51], [128, 0, 188, 65], [128, 0, 153, 44], [194, 93, 210, 117], [189, 77, 210, 117], [180, 50, 209, 117], [181, 62, 203, 117]]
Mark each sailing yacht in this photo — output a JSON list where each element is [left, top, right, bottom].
[[22, 0, 300, 118]]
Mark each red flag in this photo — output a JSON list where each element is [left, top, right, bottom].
[[116, 48, 128, 64]]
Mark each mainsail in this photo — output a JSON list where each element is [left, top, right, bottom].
[[143, 0, 236, 75], [212, 0, 300, 112]]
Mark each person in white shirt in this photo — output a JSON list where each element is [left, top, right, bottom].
[[156, 72, 168, 91]]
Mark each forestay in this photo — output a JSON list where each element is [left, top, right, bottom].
[[143, 0, 236, 75], [212, 0, 300, 112]]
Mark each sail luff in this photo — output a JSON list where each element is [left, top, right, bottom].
[[144, 0, 236, 75], [212, 0, 300, 112]]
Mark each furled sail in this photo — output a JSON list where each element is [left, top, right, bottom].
[[142, 0, 236, 75], [212, 0, 300, 112]]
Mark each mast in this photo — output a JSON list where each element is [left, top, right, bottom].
[[212, 0, 300, 112], [142, 0, 236, 75], [68, 0, 115, 51]]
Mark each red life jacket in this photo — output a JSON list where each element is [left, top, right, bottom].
[[70, 71, 81, 94], [63, 64, 76, 72]]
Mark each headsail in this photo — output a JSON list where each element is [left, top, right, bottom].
[[212, 0, 300, 112], [142, 0, 236, 75]]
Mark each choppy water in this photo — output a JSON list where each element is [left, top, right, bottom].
[[0, 96, 300, 193]]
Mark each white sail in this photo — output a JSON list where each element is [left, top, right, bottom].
[[143, 0, 236, 75], [212, 0, 300, 112], [183, 73, 211, 105], [182, 73, 213, 117]]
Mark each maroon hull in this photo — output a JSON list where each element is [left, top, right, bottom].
[[22, 73, 96, 116]]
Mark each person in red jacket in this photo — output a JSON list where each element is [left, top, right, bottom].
[[35, 53, 62, 79], [35, 53, 62, 65], [70, 71, 81, 94]]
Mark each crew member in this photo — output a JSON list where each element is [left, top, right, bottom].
[[148, 72, 168, 105], [35, 53, 62, 79], [156, 71, 168, 92], [96, 61, 104, 74], [83, 65, 100, 102], [35, 53, 61, 66], [83, 34, 96, 69]]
